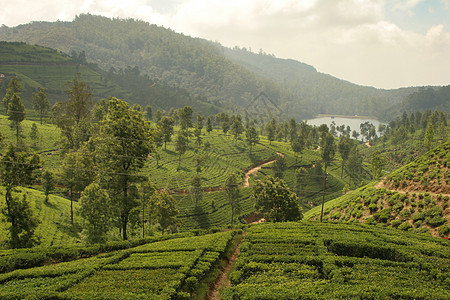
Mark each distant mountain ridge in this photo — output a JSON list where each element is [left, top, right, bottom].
[[0, 14, 440, 119]]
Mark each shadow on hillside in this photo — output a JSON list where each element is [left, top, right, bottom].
[[192, 205, 210, 230], [248, 153, 259, 164], [56, 222, 82, 240]]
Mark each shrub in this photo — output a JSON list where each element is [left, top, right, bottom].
[[390, 219, 402, 228], [438, 224, 450, 237], [365, 217, 376, 225], [426, 216, 446, 228], [398, 222, 413, 231], [368, 203, 378, 212]]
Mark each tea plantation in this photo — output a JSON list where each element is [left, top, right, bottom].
[[223, 222, 450, 299], [0, 230, 238, 299]]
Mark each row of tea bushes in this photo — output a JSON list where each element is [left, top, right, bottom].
[[223, 222, 450, 299], [0, 231, 236, 299]]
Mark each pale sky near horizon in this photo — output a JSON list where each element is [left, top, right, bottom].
[[1, 0, 449, 90]]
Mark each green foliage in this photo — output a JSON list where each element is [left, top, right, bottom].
[[150, 191, 180, 235], [79, 183, 111, 244], [94, 98, 154, 240], [32, 87, 49, 125], [252, 176, 302, 222], [224, 222, 450, 299], [0, 145, 40, 248]]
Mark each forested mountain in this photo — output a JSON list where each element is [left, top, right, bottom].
[[221, 46, 420, 119], [0, 14, 445, 119]]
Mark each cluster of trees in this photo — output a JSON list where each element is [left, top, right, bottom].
[[0, 77, 182, 247], [376, 110, 447, 150]]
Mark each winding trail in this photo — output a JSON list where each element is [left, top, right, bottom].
[[206, 233, 246, 300]]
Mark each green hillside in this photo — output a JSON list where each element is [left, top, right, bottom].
[[1, 222, 449, 299], [305, 141, 450, 237], [0, 230, 238, 299], [0, 186, 80, 248], [224, 222, 450, 299], [0, 14, 427, 120], [0, 42, 220, 115]]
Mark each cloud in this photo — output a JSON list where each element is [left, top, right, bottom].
[[0, 0, 168, 26], [391, 0, 424, 12], [0, 0, 448, 89]]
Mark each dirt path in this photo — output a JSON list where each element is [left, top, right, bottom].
[[375, 180, 450, 197], [242, 152, 284, 188], [242, 160, 276, 187], [206, 233, 246, 300]]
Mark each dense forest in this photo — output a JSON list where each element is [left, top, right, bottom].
[[1, 14, 447, 120]]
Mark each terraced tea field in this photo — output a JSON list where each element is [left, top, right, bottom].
[[0, 231, 237, 299], [224, 222, 450, 299]]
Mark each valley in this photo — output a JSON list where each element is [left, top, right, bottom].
[[0, 16, 449, 298]]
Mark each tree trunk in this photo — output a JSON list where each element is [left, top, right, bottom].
[[122, 213, 128, 240], [70, 187, 74, 225], [320, 165, 328, 223]]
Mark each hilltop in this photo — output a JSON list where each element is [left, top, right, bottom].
[[0, 14, 430, 120]]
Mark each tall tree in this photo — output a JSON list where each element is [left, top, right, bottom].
[[224, 173, 241, 225], [42, 170, 55, 203], [230, 115, 244, 142], [245, 126, 259, 153], [291, 136, 304, 163], [32, 87, 50, 125], [79, 183, 111, 244], [150, 191, 179, 235], [252, 176, 302, 222], [178, 106, 193, 136], [8, 93, 25, 142], [61, 146, 97, 225], [30, 123, 39, 147], [371, 150, 385, 180], [191, 174, 202, 207], [52, 75, 93, 149], [0, 145, 40, 248], [64, 74, 93, 125], [2, 77, 22, 115], [338, 134, 353, 178], [424, 121, 435, 151], [265, 118, 276, 144], [346, 145, 364, 185], [206, 116, 213, 133], [94, 98, 153, 240], [159, 116, 175, 149], [272, 155, 287, 179], [175, 131, 188, 167]]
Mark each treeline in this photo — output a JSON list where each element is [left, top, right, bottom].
[[402, 85, 450, 112]]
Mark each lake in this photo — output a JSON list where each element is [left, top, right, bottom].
[[304, 115, 384, 140]]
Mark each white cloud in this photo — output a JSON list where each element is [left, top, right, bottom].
[[391, 0, 425, 15], [0, 0, 449, 89]]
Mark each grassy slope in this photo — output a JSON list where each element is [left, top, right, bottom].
[[0, 186, 81, 248], [1, 115, 369, 233], [0, 42, 127, 104], [305, 141, 450, 237]]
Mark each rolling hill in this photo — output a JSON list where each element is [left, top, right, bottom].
[[305, 141, 450, 237], [0, 42, 220, 115], [0, 14, 428, 120]]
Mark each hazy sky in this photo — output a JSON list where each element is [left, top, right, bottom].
[[1, 0, 449, 89]]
